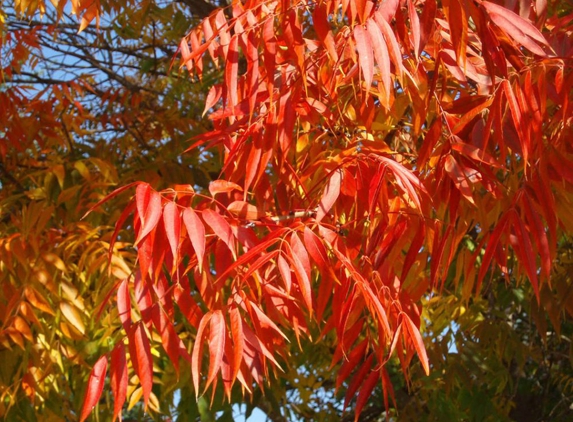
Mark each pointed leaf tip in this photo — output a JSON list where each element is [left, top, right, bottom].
[[79, 354, 108, 422]]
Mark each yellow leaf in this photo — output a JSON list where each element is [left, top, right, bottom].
[[60, 302, 86, 335], [74, 161, 91, 180], [42, 253, 67, 273], [128, 386, 143, 411], [61, 282, 85, 311]]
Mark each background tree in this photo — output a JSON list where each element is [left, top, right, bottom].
[[1, 0, 573, 421]]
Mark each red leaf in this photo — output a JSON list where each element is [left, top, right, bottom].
[[242, 322, 283, 369], [135, 183, 162, 245], [288, 236, 313, 313], [316, 169, 342, 223], [249, 300, 288, 341], [448, 0, 468, 65], [110, 343, 128, 422], [134, 271, 153, 324], [374, 11, 403, 78], [206, 310, 226, 390], [512, 210, 540, 302], [355, 368, 380, 421], [332, 248, 391, 337], [163, 202, 181, 265], [417, 117, 442, 169], [401, 223, 425, 281], [277, 254, 292, 293], [303, 227, 329, 272], [152, 306, 181, 374], [444, 155, 475, 205], [245, 29, 259, 115], [244, 145, 261, 193], [313, 3, 338, 62], [344, 353, 374, 409], [336, 338, 368, 390], [290, 233, 311, 281], [503, 80, 530, 165], [366, 18, 391, 108], [215, 227, 287, 284], [478, 213, 510, 290], [174, 283, 204, 327], [522, 192, 551, 280], [107, 201, 137, 259], [377, 156, 426, 211], [377, 0, 399, 22], [117, 278, 131, 331], [381, 366, 397, 414], [183, 207, 206, 272], [451, 96, 494, 135], [226, 35, 239, 108], [179, 35, 211, 73], [451, 140, 501, 168], [353, 25, 374, 92], [79, 354, 108, 422], [407, 0, 421, 58], [419, 0, 436, 53], [402, 313, 430, 375], [203, 85, 222, 117], [202, 209, 235, 257], [82, 181, 139, 220], [482, 1, 551, 56], [129, 323, 153, 408]]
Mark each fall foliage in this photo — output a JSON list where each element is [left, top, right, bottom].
[[1, 0, 573, 421]]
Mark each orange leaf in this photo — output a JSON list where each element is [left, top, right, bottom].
[[192, 313, 212, 396], [209, 179, 243, 195], [227, 201, 264, 220], [402, 313, 430, 375]]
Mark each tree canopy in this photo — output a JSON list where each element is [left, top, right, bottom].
[[1, 0, 573, 421]]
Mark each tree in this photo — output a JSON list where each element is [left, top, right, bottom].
[[1, 0, 573, 421]]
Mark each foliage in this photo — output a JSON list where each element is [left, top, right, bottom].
[[1, 0, 573, 421]]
